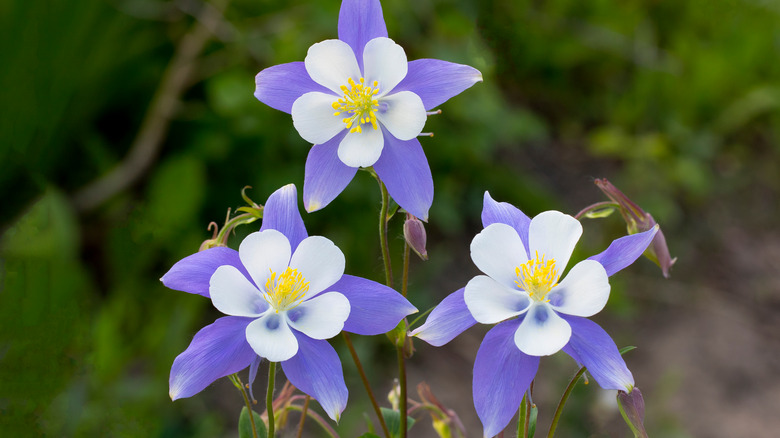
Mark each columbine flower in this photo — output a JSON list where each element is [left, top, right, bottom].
[[254, 0, 482, 220], [162, 184, 416, 421], [411, 192, 658, 437]]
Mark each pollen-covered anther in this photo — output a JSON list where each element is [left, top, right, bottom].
[[264, 267, 310, 312], [333, 77, 381, 133], [514, 252, 559, 301]]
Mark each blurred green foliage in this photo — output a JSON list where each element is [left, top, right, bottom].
[[1, 0, 778, 436]]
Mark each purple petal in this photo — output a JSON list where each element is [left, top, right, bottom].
[[393, 59, 482, 109], [303, 131, 356, 213], [254, 62, 331, 114], [481, 191, 531, 253], [373, 130, 433, 221], [338, 0, 388, 72], [411, 288, 476, 346], [260, 184, 308, 252], [161, 247, 251, 298], [561, 315, 634, 391], [169, 316, 256, 400], [587, 226, 658, 277], [330, 274, 416, 335], [282, 332, 348, 421], [473, 318, 540, 438]]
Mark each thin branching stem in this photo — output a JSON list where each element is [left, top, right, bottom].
[[402, 241, 410, 297], [573, 201, 618, 220], [285, 404, 340, 438], [517, 393, 527, 438], [547, 367, 586, 438], [376, 176, 394, 288], [342, 332, 391, 438], [295, 395, 310, 438], [397, 345, 408, 438], [229, 374, 259, 438], [267, 362, 277, 437]]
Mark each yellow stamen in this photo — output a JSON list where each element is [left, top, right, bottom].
[[332, 76, 381, 133], [263, 267, 310, 312], [514, 252, 559, 302]]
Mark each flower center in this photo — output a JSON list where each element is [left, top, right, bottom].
[[263, 267, 310, 313], [514, 252, 559, 302], [332, 77, 380, 134]]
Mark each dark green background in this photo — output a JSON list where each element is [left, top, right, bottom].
[[2, 0, 779, 436]]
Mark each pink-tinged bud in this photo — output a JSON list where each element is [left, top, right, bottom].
[[617, 387, 647, 438], [403, 214, 428, 261], [595, 179, 676, 277]]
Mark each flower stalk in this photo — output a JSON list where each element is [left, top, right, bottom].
[[547, 367, 586, 438], [343, 332, 391, 438], [376, 175, 394, 288], [267, 362, 277, 437], [229, 373, 259, 438], [295, 395, 310, 438]]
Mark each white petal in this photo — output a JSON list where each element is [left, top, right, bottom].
[[470, 223, 529, 289], [286, 292, 350, 340], [292, 92, 346, 145], [362, 37, 408, 95], [209, 265, 267, 317], [464, 275, 530, 324], [289, 236, 345, 297], [239, 230, 291, 292], [513, 303, 571, 356], [547, 260, 610, 317], [337, 127, 384, 167], [246, 312, 299, 362], [528, 211, 582, 273], [304, 39, 361, 94], [376, 91, 426, 140]]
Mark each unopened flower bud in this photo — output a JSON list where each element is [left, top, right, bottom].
[[617, 387, 647, 438], [595, 179, 676, 277], [403, 214, 428, 261], [388, 380, 401, 411]]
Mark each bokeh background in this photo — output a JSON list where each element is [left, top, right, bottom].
[[2, 0, 780, 436]]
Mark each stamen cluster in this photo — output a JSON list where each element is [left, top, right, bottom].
[[332, 77, 380, 133], [514, 252, 559, 301], [264, 267, 310, 312]]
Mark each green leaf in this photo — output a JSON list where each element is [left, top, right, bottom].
[[238, 407, 267, 438], [358, 434, 383, 438], [619, 346, 637, 355], [527, 404, 538, 437], [381, 407, 416, 438]]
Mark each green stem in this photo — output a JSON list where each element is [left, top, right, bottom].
[[402, 241, 410, 297], [229, 374, 259, 438], [547, 367, 586, 438], [397, 345, 408, 438], [295, 395, 310, 438], [216, 212, 259, 244], [285, 404, 341, 438], [517, 393, 527, 438], [342, 332, 391, 438], [267, 362, 277, 437], [573, 201, 618, 220], [376, 176, 394, 288], [408, 306, 434, 329]]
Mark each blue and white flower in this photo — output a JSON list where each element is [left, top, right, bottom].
[[162, 184, 417, 421], [411, 192, 658, 437], [254, 0, 482, 220]]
